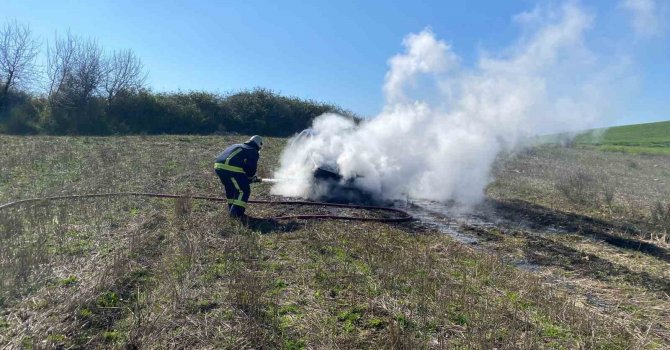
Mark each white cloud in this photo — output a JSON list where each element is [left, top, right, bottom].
[[621, 0, 661, 37]]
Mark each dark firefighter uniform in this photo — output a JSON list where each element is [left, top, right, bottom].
[[214, 140, 260, 217]]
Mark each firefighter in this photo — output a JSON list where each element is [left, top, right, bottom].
[[214, 135, 263, 218]]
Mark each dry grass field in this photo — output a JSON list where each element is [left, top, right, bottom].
[[0, 135, 668, 349]]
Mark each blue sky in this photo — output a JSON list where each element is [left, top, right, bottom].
[[2, 0, 668, 125]]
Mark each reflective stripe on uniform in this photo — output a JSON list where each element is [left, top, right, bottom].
[[214, 146, 246, 173], [225, 148, 243, 164], [214, 163, 245, 173], [230, 199, 247, 208], [230, 177, 246, 208]]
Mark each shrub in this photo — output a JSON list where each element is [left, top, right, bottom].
[[650, 201, 670, 243], [1, 88, 358, 136], [0, 91, 41, 134], [555, 168, 599, 206]]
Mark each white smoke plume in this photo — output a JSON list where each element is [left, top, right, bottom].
[[272, 2, 629, 205]]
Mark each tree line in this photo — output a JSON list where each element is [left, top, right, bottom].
[[0, 21, 356, 136]]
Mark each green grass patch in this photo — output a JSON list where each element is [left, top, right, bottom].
[[59, 275, 79, 287], [97, 291, 120, 308], [102, 330, 123, 343], [540, 120, 670, 155], [596, 144, 670, 155], [574, 120, 670, 147]]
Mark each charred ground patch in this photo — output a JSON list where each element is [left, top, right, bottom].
[[489, 198, 670, 263]]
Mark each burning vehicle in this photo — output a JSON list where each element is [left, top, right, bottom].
[[289, 128, 378, 204]]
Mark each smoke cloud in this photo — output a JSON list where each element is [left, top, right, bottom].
[[272, 2, 631, 205]]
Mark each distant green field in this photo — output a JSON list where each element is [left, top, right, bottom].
[[546, 120, 670, 155], [575, 120, 670, 146]]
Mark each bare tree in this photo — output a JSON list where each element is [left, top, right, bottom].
[[0, 20, 40, 95], [46, 31, 77, 104], [103, 49, 146, 103], [46, 31, 104, 106], [73, 38, 104, 103]]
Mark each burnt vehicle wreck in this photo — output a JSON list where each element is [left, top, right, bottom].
[[292, 129, 379, 205]]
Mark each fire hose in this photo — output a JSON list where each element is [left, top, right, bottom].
[[0, 192, 413, 222]]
